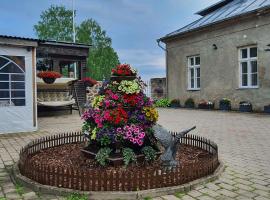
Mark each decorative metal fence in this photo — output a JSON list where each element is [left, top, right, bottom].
[[19, 132, 219, 191]]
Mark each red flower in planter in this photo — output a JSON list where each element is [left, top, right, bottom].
[[81, 77, 97, 86], [37, 71, 62, 79], [111, 64, 136, 76]]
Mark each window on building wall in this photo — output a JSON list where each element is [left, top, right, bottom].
[[239, 46, 258, 88], [188, 55, 200, 90], [0, 55, 26, 107]]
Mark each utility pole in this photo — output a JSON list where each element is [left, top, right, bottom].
[[72, 0, 76, 43]]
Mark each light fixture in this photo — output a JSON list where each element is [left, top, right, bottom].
[[213, 44, 218, 50]]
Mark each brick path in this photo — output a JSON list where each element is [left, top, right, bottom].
[[0, 109, 269, 199]]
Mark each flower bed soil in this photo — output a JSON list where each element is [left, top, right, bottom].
[[27, 143, 212, 172]]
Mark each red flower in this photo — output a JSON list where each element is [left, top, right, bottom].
[[37, 71, 62, 79], [80, 77, 97, 85], [111, 64, 135, 76]]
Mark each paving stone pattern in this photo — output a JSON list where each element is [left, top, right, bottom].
[[0, 109, 269, 199]]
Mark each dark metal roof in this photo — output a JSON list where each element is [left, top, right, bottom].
[[160, 0, 270, 41], [196, 0, 234, 16], [0, 35, 91, 48]]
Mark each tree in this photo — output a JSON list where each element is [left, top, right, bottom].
[[34, 6, 119, 80], [76, 19, 119, 80], [34, 5, 73, 42]]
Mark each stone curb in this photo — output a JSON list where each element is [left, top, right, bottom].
[[11, 161, 225, 200]]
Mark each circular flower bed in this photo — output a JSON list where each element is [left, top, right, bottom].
[[18, 132, 219, 192]]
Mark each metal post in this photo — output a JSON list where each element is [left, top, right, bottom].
[[72, 0, 76, 43]]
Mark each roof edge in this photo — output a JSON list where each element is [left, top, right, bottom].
[[196, 0, 233, 16]]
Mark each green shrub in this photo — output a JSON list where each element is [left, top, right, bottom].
[[142, 146, 156, 162], [123, 148, 137, 166], [170, 99, 181, 107], [185, 98, 195, 108], [96, 147, 112, 166], [219, 98, 231, 105], [154, 98, 170, 107]]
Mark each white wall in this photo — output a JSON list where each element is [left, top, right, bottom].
[[0, 45, 37, 134]]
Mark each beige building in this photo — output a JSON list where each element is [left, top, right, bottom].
[[159, 0, 270, 111]]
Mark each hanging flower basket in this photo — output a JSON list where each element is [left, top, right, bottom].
[[42, 77, 56, 84], [37, 71, 62, 84]]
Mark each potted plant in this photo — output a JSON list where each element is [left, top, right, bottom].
[[185, 98, 195, 108], [170, 99, 181, 108], [219, 98, 231, 111], [37, 71, 62, 84], [81, 77, 97, 87], [111, 64, 137, 81], [198, 100, 214, 110], [239, 101, 252, 112], [264, 104, 270, 113]]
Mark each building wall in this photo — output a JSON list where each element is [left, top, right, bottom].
[[166, 12, 270, 111]]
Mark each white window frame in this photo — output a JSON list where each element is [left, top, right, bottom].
[[0, 56, 26, 106], [239, 46, 258, 89], [187, 55, 200, 90]]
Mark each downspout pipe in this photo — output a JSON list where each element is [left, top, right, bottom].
[[157, 39, 169, 99]]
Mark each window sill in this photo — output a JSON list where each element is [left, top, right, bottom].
[[187, 88, 200, 91], [237, 86, 259, 90]]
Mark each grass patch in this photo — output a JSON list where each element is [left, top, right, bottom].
[[175, 191, 186, 198], [66, 193, 88, 200], [144, 197, 152, 200], [0, 198, 6, 200], [15, 183, 24, 196]]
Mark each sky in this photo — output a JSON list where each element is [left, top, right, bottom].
[[0, 0, 218, 81]]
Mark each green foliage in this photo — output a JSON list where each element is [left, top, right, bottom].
[[15, 183, 24, 196], [122, 148, 137, 166], [170, 99, 180, 106], [98, 135, 111, 146], [185, 98, 195, 107], [34, 7, 119, 81], [0, 198, 6, 200], [142, 146, 156, 162], [220, 98, 231, 105], [175, 191, 186, 198], [143, 197, 152, 200], [34, 5, 73, 41], [95, 147, 112, 166], [154, 98, 170, 107], [77, 19, 119, 80], [66, 193, 88, 200]]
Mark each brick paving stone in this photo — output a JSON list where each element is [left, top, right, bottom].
[[216, 189, 238, 198], [5, 192, 22, 199], [251, 184, 270, 191], [153, 198, 163, 200], [22, 191, 38, 200], [161, 195, 180, 200], [234, 178, 253, 185], [236, 189, 258, 198], [218, 183, 236, 190], [250, 178, 269, 186], [197, 196, 216, 200], [180, 195, 196, 200], [186, 190, 203, 198], [205, 183, 221, 191], [253, 189, 270, 197], [198, 188, 220, 197], [254, 196, 270, 200], [234, 183, 254, 191]]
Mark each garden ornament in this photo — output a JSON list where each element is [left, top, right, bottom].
[[153, 124, 196, 168]]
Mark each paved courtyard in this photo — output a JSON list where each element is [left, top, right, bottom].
[[0, 109, 270, 199]]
